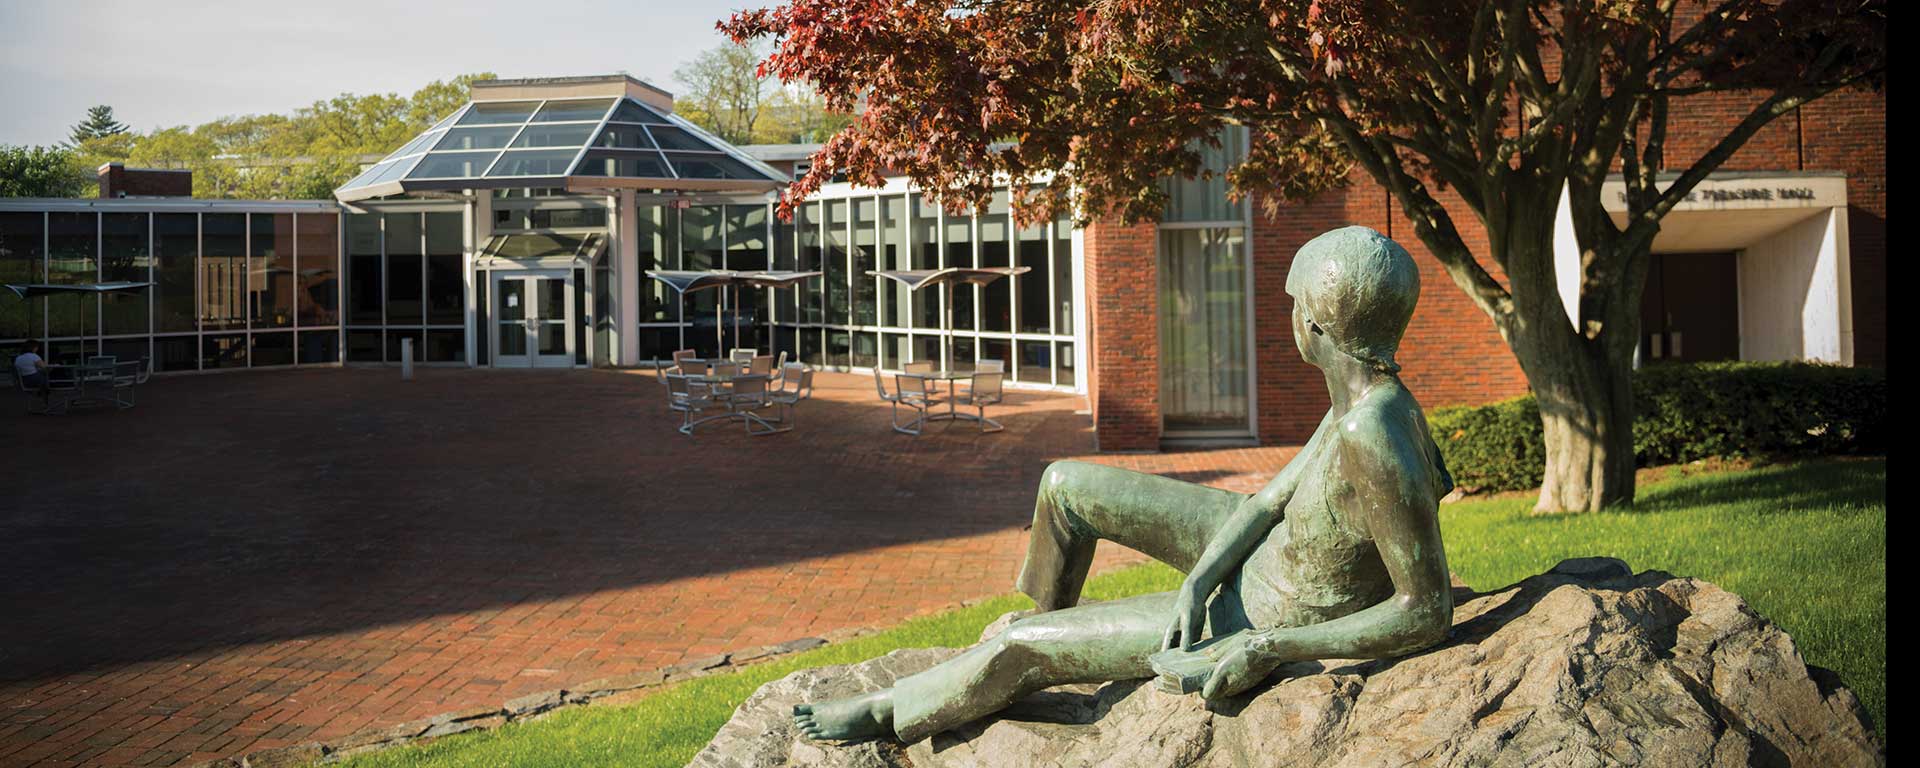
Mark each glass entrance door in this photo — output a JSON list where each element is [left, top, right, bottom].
[[492, 270, 574, 368]]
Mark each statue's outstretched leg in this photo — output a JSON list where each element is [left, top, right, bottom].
[[1018, 460, 1246, 611], [796, 591, 1182, 743]]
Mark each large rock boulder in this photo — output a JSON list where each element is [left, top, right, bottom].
[[691, 559, 1881, 767]]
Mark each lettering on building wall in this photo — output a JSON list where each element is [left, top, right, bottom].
[[1614, 186, 1819, 205]]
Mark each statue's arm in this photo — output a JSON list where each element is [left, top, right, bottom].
[[1163, 410, 1333, 651], [1198, 414, 1452, 699]]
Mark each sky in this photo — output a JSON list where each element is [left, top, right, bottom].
[[0, 0, 750, 146]]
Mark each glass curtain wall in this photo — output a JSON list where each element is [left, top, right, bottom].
[[341, 209, 469, 364], [0, 204, 343, 372], [1157, 126, 1251, 434], [632, 183, 1078, 388]]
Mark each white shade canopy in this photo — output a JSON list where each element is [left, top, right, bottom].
[[869, 267, 1030, 290]]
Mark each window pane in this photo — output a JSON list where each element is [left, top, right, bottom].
[[980, 194, 1011, 333], [202, 333, 247, 369], [879, 196, 906, 327], [852, 198, 876, 325], [154, 213, 196, 333], [410, 151, 501, 179], [154, 334, 196, 372], [386, 329, 423, 362], [511, 123, 595, 149], [1054, 213, 1074, 335], [530, 99, 613, 122], [99, 212, 149, 338], [347, 329, 382, 361], [385, 213, 423, 324], [200, 213, 245, 332], [46, 212, 97, 339], [299, 329, 339, 364], [1017, 215, 1049, 334], [575, 150, 669, 178], [913, 196, 940, 329], [663, 152, 765, 180], [251, 213, 294, 329], [434, 126, 519, 151], [680, 206, 721, 315], [1159, 228, 1250, 432], [637, 206, 673, 323], [797, 203, 821, 323], [458, 101, 539, 125], [726, 205, 768, 328], [944, 208, 973, 330], [824, 200, 848, 325], [1018, 340, 1051, 383], [608, 99, 669, 124], [251, 331, 294, 366], [1161, 125, 1246, 222], [645, 125, 711, 152], [0, 212, 44, 340], [426, 212, 464, 325], [346, 213, 382, 324], [1056, 342, 1075, 386], [593, 124, 655, 149], [486, 150, 576, 177], [296, 213, 339, 327]]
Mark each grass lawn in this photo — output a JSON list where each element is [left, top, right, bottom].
[[336, 458, 1885, 767]]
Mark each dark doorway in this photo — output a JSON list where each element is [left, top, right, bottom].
[[1641, 252, 1740, 363]]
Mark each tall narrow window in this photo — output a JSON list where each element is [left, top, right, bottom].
[[1158, 228, 1250, 432], [345, 213, 383, 325], [425, 212, 464, 325], [200, 213, 246, 333], [852, 198, 876, 326], [384, 213, 424, 325], [251, 213, 294, 329], [153, 214, 196, 334], [0, 213, 45, 341]]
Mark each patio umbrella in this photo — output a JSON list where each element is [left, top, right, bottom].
[[645, 270, 821, 356], [868, 267, 1029, 371], [4, 281, 154, 357]]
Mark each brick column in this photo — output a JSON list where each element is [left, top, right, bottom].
[[1083, 219, 1161, 451]]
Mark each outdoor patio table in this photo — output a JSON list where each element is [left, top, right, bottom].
[[902, 370, 990, 427], [681, 371, 780, 434], [50, 360, 120, 409]]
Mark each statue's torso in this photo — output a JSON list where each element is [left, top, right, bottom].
[[1234, 436, 1395, 629]]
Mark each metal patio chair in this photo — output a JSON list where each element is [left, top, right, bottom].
[[729, 348, 757, 366], [111, 361, 139, 409], [664, 372, 715, 435], [893, 373, 943, 435], [776, 362, 813, 400], [904, 360, 935, 375], [978, 359, 1006, 373], [731, 374, 790, 435], [748, 354, 774, 376], [872, 366, 902, 407], [43, 366, 79, 415], [956, 370, 1006, 433], [767, 367, 812, 429]]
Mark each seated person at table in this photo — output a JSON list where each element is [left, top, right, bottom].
[[13, 340, 48, 394]]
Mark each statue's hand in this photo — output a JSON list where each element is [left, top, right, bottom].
[[1160, 582, 1208, 652], [1200, 632, 1286, 701]]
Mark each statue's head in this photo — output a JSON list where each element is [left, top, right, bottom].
[[1285, 226, 1420, 374]]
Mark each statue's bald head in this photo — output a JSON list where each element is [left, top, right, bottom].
[[1285, 226, 1420, 374]]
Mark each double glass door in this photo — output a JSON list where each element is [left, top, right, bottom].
[[493, 270, 574, 368], [1158, 227, 1252, 435]]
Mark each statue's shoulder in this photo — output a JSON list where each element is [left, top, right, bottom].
[[1335, 387, 1430, 469]]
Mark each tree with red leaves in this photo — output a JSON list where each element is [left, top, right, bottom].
[[723, 0, 1885, 513]]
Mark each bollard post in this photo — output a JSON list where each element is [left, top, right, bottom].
[[401, 338, 414, 381]]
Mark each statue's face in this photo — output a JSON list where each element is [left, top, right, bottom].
[[1290, 301, 1329, 369]]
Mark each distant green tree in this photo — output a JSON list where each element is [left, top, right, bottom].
[[69, 105, 130, 145], [0, 144, 93, 198], [676, 42, 772, 145]]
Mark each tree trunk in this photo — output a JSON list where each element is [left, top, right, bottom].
[[1505, 294, 1640, 513], [1489, 231, 1643, 514]]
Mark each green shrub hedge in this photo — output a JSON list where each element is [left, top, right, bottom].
[[1428, 361, 1885, 493]]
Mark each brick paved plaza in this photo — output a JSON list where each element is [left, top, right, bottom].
[[0, 368, 1294, 767]]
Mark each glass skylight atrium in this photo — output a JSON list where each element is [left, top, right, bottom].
[[334, 94, 788, 202]]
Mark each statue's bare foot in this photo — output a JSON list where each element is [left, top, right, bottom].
[[793, 689, 894, 741]]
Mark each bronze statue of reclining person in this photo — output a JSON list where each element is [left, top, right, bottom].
[[794, 226, 1457, 743]]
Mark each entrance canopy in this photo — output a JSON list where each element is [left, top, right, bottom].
[[334, 93, 788, 203]]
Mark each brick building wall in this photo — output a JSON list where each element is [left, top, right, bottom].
[[1082, 85, 1884, 449], [96, 163, 192, 198]]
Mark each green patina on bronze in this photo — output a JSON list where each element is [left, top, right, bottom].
[[793, 226, 1458, 743]]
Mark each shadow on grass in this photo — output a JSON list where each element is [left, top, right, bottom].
[[1629, 457, 1885, 516]]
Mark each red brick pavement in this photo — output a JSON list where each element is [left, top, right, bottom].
[[0, 368, 1295, 767]]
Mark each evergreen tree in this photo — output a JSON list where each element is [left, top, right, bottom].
[[69, 105, 130, 145]]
